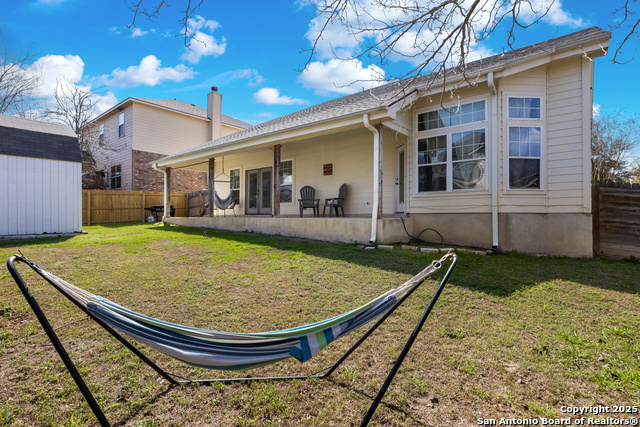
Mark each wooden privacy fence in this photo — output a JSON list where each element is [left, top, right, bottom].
[[592, 181, 640, 259], [83, 190, 187, 226], [187, 190, 209, 217]]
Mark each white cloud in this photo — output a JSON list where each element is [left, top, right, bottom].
[[130, 28, 149, 38], [181, 15, 226, 64], [299, 59, 385, 96], [103, 55, 196, 87], [519, 0, 585, 27], [17, 54, 117, 121], [232, 69, 265, 86], [593, 103, 601, 118], [253, 88, 308, 105], [34, 0, 67, 5], [305, 0, 583, 70], [26, 54, 85, 98]]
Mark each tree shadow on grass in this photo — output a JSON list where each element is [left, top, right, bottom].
[[154, 223, 640, 297]]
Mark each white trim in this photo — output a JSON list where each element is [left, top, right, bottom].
[[502, 92, 546, 193], [414, 96, 490, 195]]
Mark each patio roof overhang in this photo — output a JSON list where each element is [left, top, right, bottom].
[[153, 107, 396, 172]]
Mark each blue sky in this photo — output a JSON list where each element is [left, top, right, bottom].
[[1, 0, 638, 126]]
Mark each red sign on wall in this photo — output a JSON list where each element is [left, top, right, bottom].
[[323, 163, 333, 175]]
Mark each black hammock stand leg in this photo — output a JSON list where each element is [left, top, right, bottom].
[[7, 253, 458, 427]]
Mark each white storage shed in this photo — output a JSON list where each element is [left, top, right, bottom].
[[0, 115, 82, 237]]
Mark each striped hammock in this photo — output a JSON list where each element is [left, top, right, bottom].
[[29, 259, 443, 371]]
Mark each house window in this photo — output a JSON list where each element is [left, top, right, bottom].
[[508, 97, 541, 119], [416, 100, 487, 193], [99, 124, 104, 144], [452, 130, 486, 190], [229, 169, 240, 203], [417, 101, 485, 131], [118, 111, 125, 138], [279, 160, 293, 203], [508, 126, 541, 189], [110, 165, 121, 189], [418, 136, 447, 192]]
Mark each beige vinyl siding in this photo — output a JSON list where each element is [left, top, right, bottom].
[[132, 103, 209, 155], [209, 128, 380, 217], [498, 66, 548, 213], [498, 59, 587, 214], [92, 106, 133, 190], [221, 124, 242, 137], [546, 57, 587, 213]]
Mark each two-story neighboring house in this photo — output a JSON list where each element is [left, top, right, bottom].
[[89, 88, 249, 192]]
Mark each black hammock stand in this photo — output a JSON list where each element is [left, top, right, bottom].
[[7, 252, 458, 427]]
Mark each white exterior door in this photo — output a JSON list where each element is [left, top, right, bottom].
[[246, 168, 272, 215]]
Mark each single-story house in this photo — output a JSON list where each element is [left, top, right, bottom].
[[0, 115, 82, 237], [154, 27, 611, 257]]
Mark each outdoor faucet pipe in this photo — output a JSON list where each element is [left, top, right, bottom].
[[363, 113, 379, 244]]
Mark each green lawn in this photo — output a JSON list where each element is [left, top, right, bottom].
[[0, 223, 639, 426]]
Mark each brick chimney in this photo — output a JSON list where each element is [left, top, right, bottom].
[[207, 86, 222, 140]]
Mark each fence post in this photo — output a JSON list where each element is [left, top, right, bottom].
[[87, 190, 91, 226], [141, 192, 146, 223], [591, 181, 600, 257]]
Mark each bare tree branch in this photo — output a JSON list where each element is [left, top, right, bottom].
[[0, 40, 40, 116], [592, 110, 640, 182], [124, 0, 205, 48]]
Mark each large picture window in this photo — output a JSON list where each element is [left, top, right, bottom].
[[416, 100, 487, 193], [452, 130, 486, 190], [279, 160, 293, 203], [418, 101, 485, 131]]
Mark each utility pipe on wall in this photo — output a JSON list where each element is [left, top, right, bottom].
[[488, 72, 499, 249], [363, 113, 380, 244]]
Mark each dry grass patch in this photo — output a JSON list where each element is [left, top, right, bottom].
[[0, 223, 639, 426]]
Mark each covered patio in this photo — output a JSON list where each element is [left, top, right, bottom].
[[165, 215, 413, 245]]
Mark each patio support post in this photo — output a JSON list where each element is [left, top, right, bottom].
[[163, 167, 171, 219], [273, 144, 281, 218], [208, 158, 215, 218]]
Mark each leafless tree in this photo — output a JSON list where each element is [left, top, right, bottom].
[[591, 111, 640, 182], [125, 0, 204, 47], [0, 40, 40, 116], [47, 78, 106, 152]]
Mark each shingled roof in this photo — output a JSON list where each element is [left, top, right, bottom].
[[160, 26, 610, 163], [0, 115, 81, 163], [133, 98, 251, 130]]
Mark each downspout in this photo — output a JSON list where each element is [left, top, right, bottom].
[[488, 72, 499, 249], [363, 114, 379, 244]]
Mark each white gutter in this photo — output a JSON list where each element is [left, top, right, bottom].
[[363, 114, 379, 244], [488, 72, 499, 249]]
